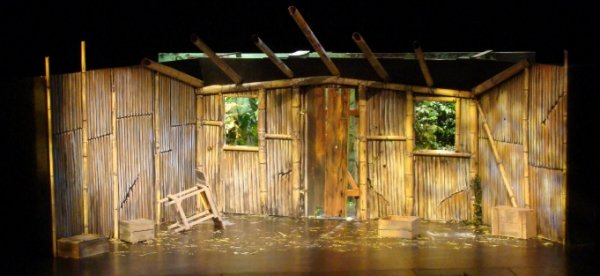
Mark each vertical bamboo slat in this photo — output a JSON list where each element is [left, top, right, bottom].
[[153, 73, 161, 225], [357, 86, 368, 220], [405, 91, 415, 215], [196, 95, 204, 211], [291, 87, 301, 217], [562, 51, 568, 244], [258, 89, 267, 214], [81, 41, 90, 234], [44, 57, 57, 255], [522, 68, 531, 208], [469, 99, 478, 218], [110, 69, 119, 238]]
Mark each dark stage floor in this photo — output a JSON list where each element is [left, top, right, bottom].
[[31, 215, 595, 275]]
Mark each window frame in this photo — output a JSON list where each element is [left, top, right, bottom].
[[222, 95, 260, 151], [413, 96, 461, 156]]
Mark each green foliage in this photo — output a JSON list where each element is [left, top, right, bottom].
[[414, 101, 456, 150], [224, 97, 258, 146], [471, 175, 483, 226]]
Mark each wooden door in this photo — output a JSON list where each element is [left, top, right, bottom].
[[306, 86, 349, 217]]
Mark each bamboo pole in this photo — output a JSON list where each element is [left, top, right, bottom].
[[265, 133, 293, 140], [196, 95, 204, 211], [190, 34, 242, 84], [111, 65, 119, 239], [366, 135, 406, 141], [357, 85, 368, 220], [455, 99, 462, 151], [352, 33, 390, 82], [415, 96, 456, 102], [468, 99, 478, 218], [472, 59, 530, 95], [142, 58, 204, 87], [404, 90, 415, 215], [291, 87, 301, 217], [522, 67, 531, 208], [153, 73, 161, 225], [251, 35, 294, 78], [288, 6, 340, 76], [562, 50, 568, 244], [199, 76, 473, 98], [203, 120, 224, 126], [413, 41, 434, 87], [223, 145, 259, 152], [81, 41, 90, 234], [257, 89, 267, 214], [476, 101, 518, 207], [45, 57, 57, 256], [413, 150, 470, 158]]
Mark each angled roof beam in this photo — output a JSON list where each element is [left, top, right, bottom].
[[352, 32, 390, 82], [190, 34, 242, 84], [472, 59, 530, 95], [142, 58, 204, 87], [413, 41, 434, 87], [288, 6, 340, 76], [251, 35, 294, 78]]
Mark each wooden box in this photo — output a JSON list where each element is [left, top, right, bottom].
[[378, 215, 419, 239], [57, 234, 109, 258], [491, 206, 537, 239], [119, 219, 155, 243]]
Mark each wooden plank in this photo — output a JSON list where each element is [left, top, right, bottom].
[[306, 87, 325, 215], [324, 87, 348, 216], [472, 60, 529, 95], [357, 86, 368, 220]]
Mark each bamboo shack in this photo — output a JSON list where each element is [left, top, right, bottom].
[[39, 7, 568, 256]]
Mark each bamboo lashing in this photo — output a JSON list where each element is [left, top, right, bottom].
[[352, 33, 390, 82], [190, 34, 242, 84], [357, 85, 368, 220], [291, 87, 301, 217], [562, 50, 568, 244], [288, 6, 340, 76], [476, 101, 518, 207], [522, 67, 531, 208], [141, 58, 204, 88], [153, 73, 161, 225], [257, 89, 267, 214], [413, 41, 434, 88], [199, 76, 473, 98], [252, 35, 294, 78], [111, 67, 119, 239], [472, 59, 530, 95], [45, 57, 57, 256], [404, 90, 415, 215], [455, 99, 461, 151], [81, 41, 90, 234]]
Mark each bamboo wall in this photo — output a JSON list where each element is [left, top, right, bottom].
[[200, 94, 223, 212], [50, 66, 196, 239], [414, 155, 471, 221], [478, 64, 566, 241], [366, 89, 406, 218]]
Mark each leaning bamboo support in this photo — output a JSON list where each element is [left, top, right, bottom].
[[288, 6, 340, 76], [153, 73, 161, 225], [81, 41, 90, 234], [352, 33, 390, 82], [142, 58, 204, 87], [357, 86, 368, 220], [199, 76, 473, 98], [404, 90, 415, 215], [522, 67, 531, 208], [476, 101, 518, 207], [291, 87, 301, 217], [258, 89, 267, 214], [190, 34, 242, 84], [413, 41, 434, 87], [562, 50, 568, 244], [45, 57, 57, 256], [252, 35, 294, 78], [468, 99, 478, 217], [455, 99, 462, 151], [472, 59, 530, 95], [111, 67, 119, 239]]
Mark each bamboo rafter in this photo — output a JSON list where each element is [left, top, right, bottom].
[[190, 34, 242, 84], [142, 58, 204, 87], [252, 35, 294, 78], [352, 32, 390, 82], [413, 41, 434, 88]]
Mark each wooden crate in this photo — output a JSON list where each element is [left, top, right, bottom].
[[119, 219, 155, 243], [57, 234, 109, 258], [491, 206, 537, 239], [378, 215, 419, 239]]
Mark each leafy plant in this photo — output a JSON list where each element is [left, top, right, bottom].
[[224, 97, 259, 146], [414, 101, 456, 150]]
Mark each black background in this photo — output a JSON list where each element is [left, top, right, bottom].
[[1, 0, 598, 270]]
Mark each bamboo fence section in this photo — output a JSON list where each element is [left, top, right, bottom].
[[288, 6, 340, 76], [190, 34, 242, 84], [199, 76, 473, 98], [414, 155, 471, 222], [81, 41, 90, 234], [413, 41, 434, 87], [352, 33, 390, 82], [44, 57, 57, 255], [357, 86, 368, 220], [252, 36, 294, 78], [404, 91, 414, 215], [201, 94, 223, 213]]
